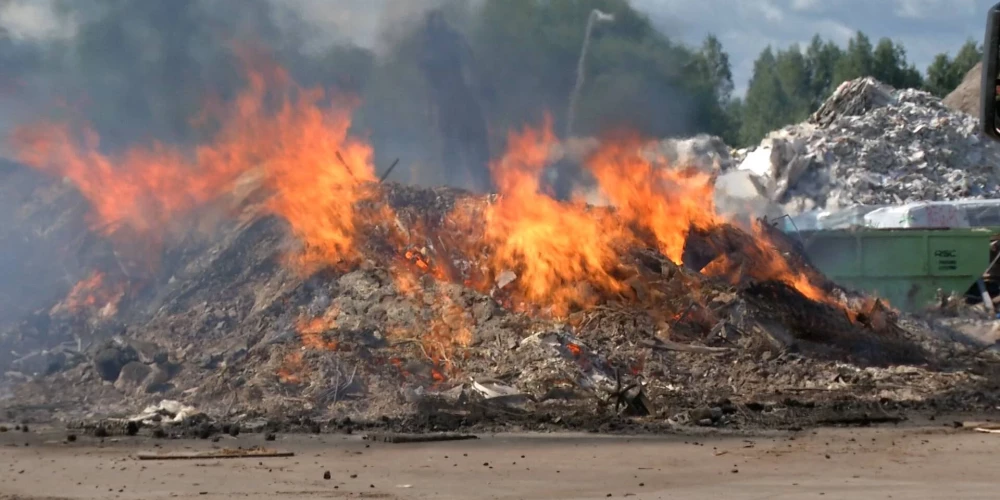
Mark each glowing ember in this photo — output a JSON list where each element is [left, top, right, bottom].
[[387, 268, 474, 378], [295, 309, 340, 351], [565, 343, 582, 357], [277, 351, 305, 384], [57, 271, 125, 317]]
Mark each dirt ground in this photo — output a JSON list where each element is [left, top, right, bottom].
[[2, 424, 999, 500]]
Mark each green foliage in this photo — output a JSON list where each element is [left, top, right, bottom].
[[739, 47, 790, 145], [924, 39, 982, 96], [737, 31, 936, 146]]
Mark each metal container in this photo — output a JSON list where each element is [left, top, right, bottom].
[[797, 228, 997, 311]]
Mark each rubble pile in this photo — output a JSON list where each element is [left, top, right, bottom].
[[3, 68, 1000, 436], [734, 77, 1000, 214], [1, 181, 996, 434]]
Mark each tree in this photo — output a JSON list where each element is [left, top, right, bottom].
[[697, 34, 734, 103], [739, 47, 792, 145], [737, 31, 935, 146], [925, 39, 982, 96], [464, 0, 733, 139], [871, 38, 923, 89], [804, 35, 843, 108], [774, 44, 812, 122]]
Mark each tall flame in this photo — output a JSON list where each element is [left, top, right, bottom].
[[10, 56, 379, 273], [484, 115, 630, 314], [585, 134, 718, 264]]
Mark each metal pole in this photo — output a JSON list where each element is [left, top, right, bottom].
[[565, 10, 614, 139]]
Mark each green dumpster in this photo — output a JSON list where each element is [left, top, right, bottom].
[[796, 228, 998, 312]]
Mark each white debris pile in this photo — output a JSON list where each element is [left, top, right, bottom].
[[128, 399, 203, 424], [734, 77, 1000, 214]]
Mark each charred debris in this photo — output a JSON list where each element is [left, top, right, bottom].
[[2, 179, 996, 437], [3, 74, 1000, 436]]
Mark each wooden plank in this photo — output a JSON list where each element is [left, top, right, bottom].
[[136, 449, 294, 460], [364, 432, 477, 444]]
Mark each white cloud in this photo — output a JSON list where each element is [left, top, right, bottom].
[[892, 0, 979, 19], [790, 0, 821, 11], [0, 0, 75, 40]]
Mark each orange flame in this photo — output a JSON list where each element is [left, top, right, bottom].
[[295, 308, 340, 351], [10, 55, 380, 274], [484, 115, 630, 315], [701, 220, 827, 303], [585, 134, 718, 264], [277, 351, 305, 384], [57, 271, 125, 316]]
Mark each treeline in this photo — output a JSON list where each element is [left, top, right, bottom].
[[736, 33, 982, 146]]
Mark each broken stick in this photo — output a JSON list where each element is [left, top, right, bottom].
[[364, 432, 477, 444], [335, 151, 355, 177], [640, 338, 730, 354], [379, 158, 400, 183], [136, 448, 294, 460]]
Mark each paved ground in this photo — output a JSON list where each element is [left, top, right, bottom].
[[1, 424, 998, 499]]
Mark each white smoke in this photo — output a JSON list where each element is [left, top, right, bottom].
[[0, 0, 77, 41]]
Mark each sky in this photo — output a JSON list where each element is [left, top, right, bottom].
[[632, 0, 993, 94], [0, 0, 994, 97]]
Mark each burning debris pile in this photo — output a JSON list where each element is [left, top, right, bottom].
[[1, 66, 996, 433], [733, 77, 1000, 214]]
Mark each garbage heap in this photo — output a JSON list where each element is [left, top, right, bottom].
[[1, 73, 997, 434], [0, 178, 989, 434], [732, 77, 1000, 215]]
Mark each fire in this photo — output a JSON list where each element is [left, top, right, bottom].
[[700, 220, 827, 303], [11, 122, 239, 239], [10, 55, 379, 274], [479, 119, 844, 317], [483, 115, 631, 314], [10, 48, 875, 388], [277, 351, 305, 384], [295, 308, 340, 351], [57, 271, 125, 316], [585, 134, 719, 265]]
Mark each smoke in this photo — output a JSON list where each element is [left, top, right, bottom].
[[0, 0, 479, 322], [566, 9, 615, 138], [0, 0, 77, 41], [0, 0, 464, 151], [0, 0, 720, 324]]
